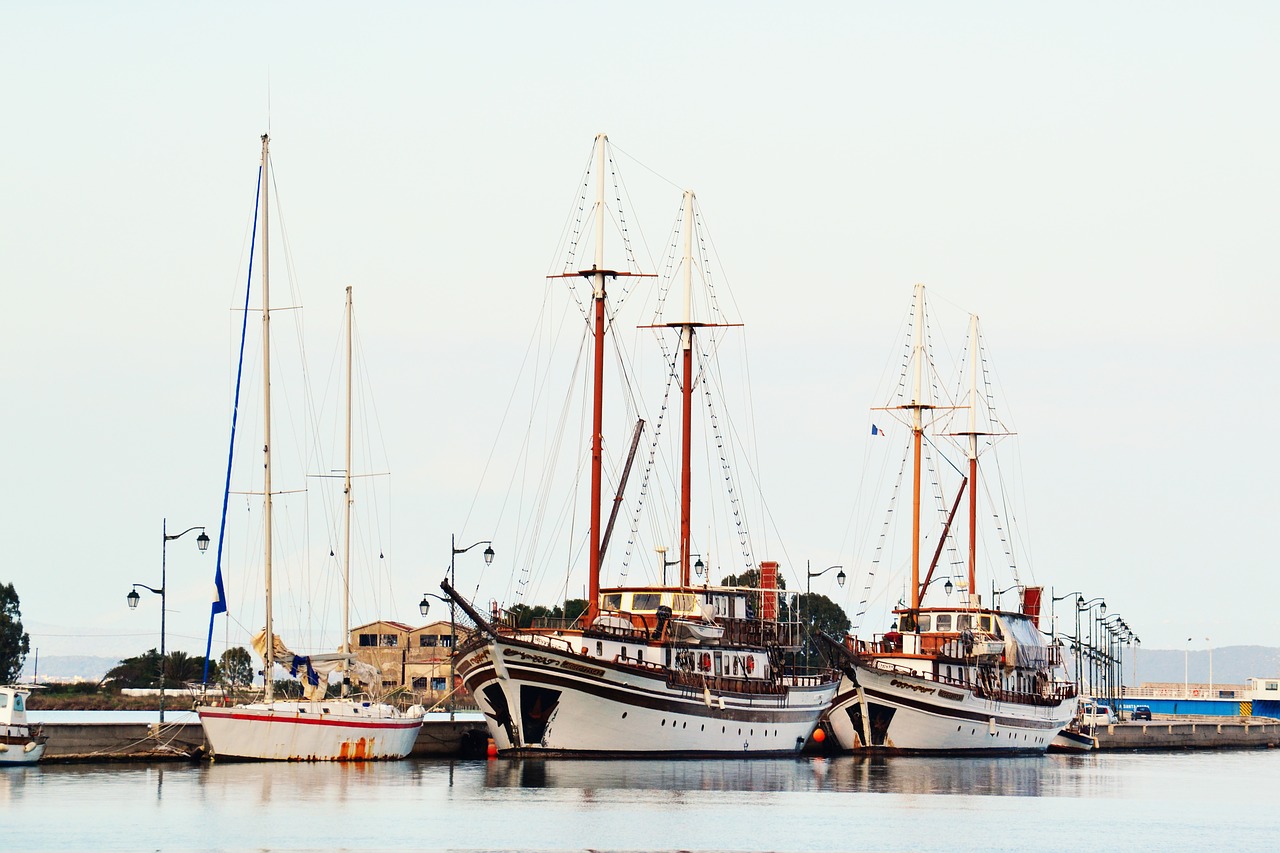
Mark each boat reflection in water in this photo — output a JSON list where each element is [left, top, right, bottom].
[[481, 754, 1068, 798]]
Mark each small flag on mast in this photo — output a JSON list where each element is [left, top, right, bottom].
[[871, 424, 886, 436]]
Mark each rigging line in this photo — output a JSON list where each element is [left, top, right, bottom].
[[608, 141, 684, 193]]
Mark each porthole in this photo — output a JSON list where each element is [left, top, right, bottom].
[[621, 712, 628, 719]]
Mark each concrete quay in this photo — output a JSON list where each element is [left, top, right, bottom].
[[38, 716, 489, 762], [1093, 717, 1280, 751]]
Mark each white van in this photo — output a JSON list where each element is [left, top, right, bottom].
[[1081, 701, 1115, 726]]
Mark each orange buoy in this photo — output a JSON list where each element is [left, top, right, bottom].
[[486, 738, 498, 758], [813, 728, 826, 743]]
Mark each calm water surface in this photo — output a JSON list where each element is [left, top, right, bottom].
[[3, 750, 1276, 851]]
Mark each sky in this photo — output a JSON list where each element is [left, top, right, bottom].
[[3, 2, 1277, 669]]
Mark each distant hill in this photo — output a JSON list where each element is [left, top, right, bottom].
[[21, 655, 118, 683], [1132, 646, 1279, 686]]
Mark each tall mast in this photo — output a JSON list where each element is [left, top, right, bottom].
[[679, 190, 695, 587], [260, 133, 275, 702], [342, 285, 353, 693], [966, 313, 979, 600], [586, 134, 608, 623], [909, 283, 926, 612]]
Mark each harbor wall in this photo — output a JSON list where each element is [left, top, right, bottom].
[[1094, 719, 1280, 750]]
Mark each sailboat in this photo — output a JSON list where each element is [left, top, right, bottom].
[[816, 285, 1076, 753], [195, 136, 424, 761], [441, 135, 839, 756]]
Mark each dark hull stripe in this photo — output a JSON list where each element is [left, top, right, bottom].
[[860, 682, 1067, 730]]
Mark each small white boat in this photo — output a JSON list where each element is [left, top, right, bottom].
[[0, 685, 47, 766]]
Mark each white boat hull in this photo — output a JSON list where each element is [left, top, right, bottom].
[[823, 664, 1074, 754], [197, 700, 423, 761], [0, 738, 45, 766], [457, 635, 836, 756], [1048, 726, 1096, 753]]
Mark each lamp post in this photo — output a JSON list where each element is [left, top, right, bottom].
[[992, 583, 1021, 612], [1206, 636, 1213, 698], [804, 563, 845, 671], [418, 592, 451, 713], [1184, 636, 1192, 700], [443, 535, 494, 719], [1076, 597, 1105, 698], [127, 520, 209, 724]]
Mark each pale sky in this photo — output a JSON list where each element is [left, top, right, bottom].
[[4, 3, 1277, 666]]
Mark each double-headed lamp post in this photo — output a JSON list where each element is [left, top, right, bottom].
[[127, 520, 210, 724]]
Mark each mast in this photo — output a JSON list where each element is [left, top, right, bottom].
[[679, 190, 695, 587], [260, 133, 275, 702], [586, 133, 608, 624], [909, 283, 926, 612], [966, 313, 979, 600], [342, 285, 353, 695]]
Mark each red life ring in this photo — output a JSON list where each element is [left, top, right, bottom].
[[1193, 689, 1200, 696], [745, 656, 755, 674]]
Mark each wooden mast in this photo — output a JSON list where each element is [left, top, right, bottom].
[[966, 313, 979, 601], [260, 133, 275, 703], [679, 190, 695, 587], [586, 133, 609, 624], [909, 283, 926, 612]]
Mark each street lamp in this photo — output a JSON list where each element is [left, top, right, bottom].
[[444, 535, 494, 719], [1184, 636, 1193, 700], [804, 563, 845, 671], [1076, 597, 1105, 697], [418, 592, 452, 712], [127, 520, 209, 725], [1206, 636, 1213, 698]]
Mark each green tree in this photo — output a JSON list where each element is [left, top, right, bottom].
[[219, 646, 254, 689], [798, 592, 851, 666], [0, 582, 30, 683], [106, 649, 163, 688]]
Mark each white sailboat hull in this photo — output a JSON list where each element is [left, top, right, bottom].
[[197, 701, 423, 761], [824, 664, 1074, 754], [458, 635, 836, 756]]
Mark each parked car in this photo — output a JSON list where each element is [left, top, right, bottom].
[[1132, 705, 1152, 721], [1081, 701, 1114, 726]]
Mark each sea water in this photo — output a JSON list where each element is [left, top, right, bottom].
[[2, 750, 1276, 852]]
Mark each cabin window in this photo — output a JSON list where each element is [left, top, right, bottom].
[[714, 652, 723, 676], [637, 648, 645, 664], [957, 615, 972, 630], [0, 694, 7, 709], [603, 593, 623, 610], [1267, 682, 1278, 691], [620, 646, 628, 661], [945, 666, 952, 681], [672, 593, 695, 612], [596, 641, 603, 656], [917, 614, 932, 632], [420, 635, 438, 647], [632, 593, 661, 611], [979, 615, 993, 632], [935, 614, 953, 632], [358, 633, 378, 647]]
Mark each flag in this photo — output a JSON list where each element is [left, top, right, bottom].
[[211, 563, 227, 615], [871, 423, 886, 436]]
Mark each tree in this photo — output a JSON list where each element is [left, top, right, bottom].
[[797, 592, 851, 666], [105, 649, 220, 688], [0, 582, 30, 683], [219, 646, 254, 689]]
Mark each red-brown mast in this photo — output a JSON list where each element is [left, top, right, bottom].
[[909, 284, 926, 612], [586, 134, 608, 624], [679, 190, 695, 587]]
